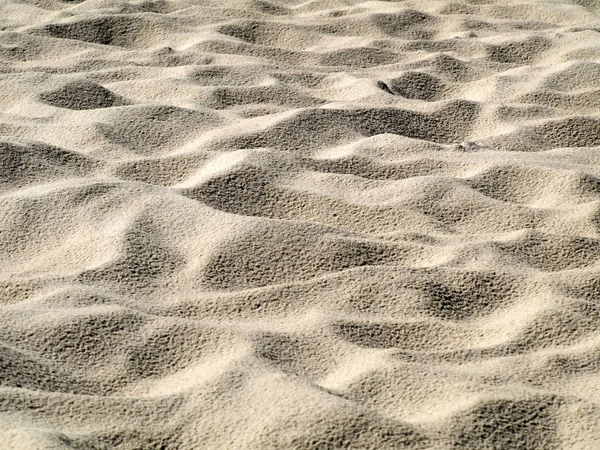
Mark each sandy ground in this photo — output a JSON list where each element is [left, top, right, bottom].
[[1, 0, 600, 448]]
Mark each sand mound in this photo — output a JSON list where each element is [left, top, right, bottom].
[[39, 80, 127, 110], [2, 0, 600, 448]]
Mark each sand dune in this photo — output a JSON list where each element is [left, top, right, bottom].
[[2, 0, 600, 448]]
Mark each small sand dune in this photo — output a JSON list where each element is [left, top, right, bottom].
[[1, 0, 600, 448]]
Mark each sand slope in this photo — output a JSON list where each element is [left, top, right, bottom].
[[1, 0, 600, 448]]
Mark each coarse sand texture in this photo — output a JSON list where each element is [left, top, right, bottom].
[[1, 0, 600, 448]]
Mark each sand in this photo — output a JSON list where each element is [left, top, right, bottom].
[[1, 0, 600, 448]]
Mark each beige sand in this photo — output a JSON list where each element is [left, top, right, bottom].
[[1, 0, 600, 448]]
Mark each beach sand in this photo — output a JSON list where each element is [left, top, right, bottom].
[[1, 0, 600, 448]]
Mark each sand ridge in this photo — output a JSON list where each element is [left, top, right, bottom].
[[1, 0, 600, 448]]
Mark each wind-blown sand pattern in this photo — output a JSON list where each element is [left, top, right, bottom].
[[1, 0, 600, 448]]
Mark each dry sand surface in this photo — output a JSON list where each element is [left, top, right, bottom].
[[2, 0, 600, 448]]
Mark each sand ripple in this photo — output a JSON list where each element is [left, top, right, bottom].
[[1, 0, 600, 448]]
